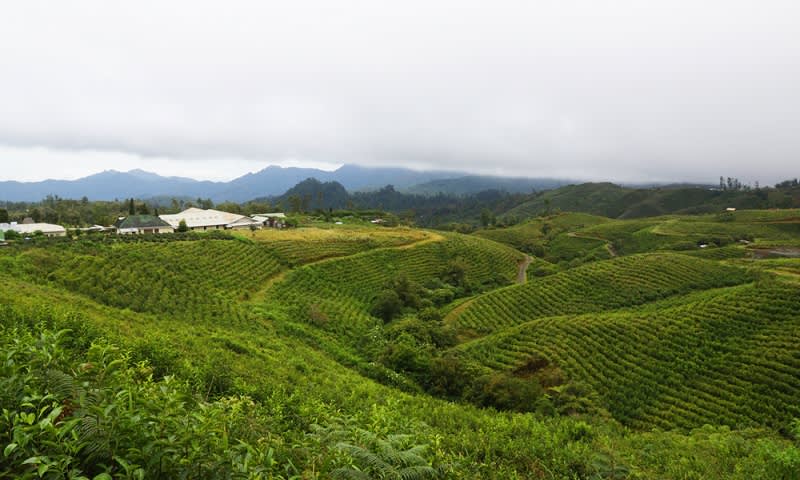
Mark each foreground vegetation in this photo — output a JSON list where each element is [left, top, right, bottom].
[[2, 213, 800, 478]]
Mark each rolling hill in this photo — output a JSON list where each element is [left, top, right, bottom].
[[1, 213, 800, 478]]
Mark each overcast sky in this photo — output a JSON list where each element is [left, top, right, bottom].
[[1, 1, 798, 184]]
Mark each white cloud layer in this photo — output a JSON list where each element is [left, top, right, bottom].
[[0, 0, 798, 184]]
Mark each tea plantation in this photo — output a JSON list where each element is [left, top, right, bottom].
[[1, 218, 799, 479]]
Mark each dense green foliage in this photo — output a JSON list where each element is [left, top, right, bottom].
[[502, 182, 800, 221], [260, 233, 522, 379]]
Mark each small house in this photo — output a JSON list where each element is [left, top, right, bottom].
[[114, 215, 174, 235], [252, 212, 286, 228]]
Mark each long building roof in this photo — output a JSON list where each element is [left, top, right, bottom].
[[159, 208, 258, 229], [0, 222, 66, 234]]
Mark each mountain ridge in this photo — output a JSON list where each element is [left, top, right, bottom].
[[0, 164, 571, 203]]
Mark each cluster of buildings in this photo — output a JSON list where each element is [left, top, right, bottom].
[[0, 208, 287, 240], [114, 208, 287, 235]]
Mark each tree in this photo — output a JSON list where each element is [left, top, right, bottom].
[[390, 274, 423, 309], [468, 372, 544, 412], [177, 219, 189, 233], [370, 289, 403, 322], [128, 198, 135, 215], [480, 208, 491, 227], [444, 257, 468, 288], [287, 195, 302, 213], [217, 202, 242, 214], [0, 208, 8, 223]]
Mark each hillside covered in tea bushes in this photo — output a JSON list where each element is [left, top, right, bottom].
[[1, 214, 799, 479]]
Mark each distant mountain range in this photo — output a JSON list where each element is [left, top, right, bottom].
[[0, 164, 574, 202]]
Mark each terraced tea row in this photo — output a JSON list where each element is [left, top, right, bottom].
[[447, 254, 754, 337], [456, 280, 800, 430], [11, 239, 284, 322], [264, 233, 523, 342]]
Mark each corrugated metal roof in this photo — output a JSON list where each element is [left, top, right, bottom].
[[0, 222, 66, 234], [160, 208, 254, 229]]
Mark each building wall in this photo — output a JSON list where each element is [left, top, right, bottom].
[[140, 227, 174, 234]]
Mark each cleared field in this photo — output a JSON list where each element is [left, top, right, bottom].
[[446, 253, 754, 337], [455, 279, 800, 431]]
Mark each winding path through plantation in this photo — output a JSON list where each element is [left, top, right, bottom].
[[516, 255, 532, 284]]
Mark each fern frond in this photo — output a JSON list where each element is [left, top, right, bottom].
[[331, 467, 372, 480], [45, 369, 78, 399], [398, 465, 439, 480]]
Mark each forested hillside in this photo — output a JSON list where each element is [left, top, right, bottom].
[[502, 181, 800, 221], [1, 212, 799, 478]]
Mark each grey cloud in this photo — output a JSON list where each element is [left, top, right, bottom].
[[0, 0, 798, 184]]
